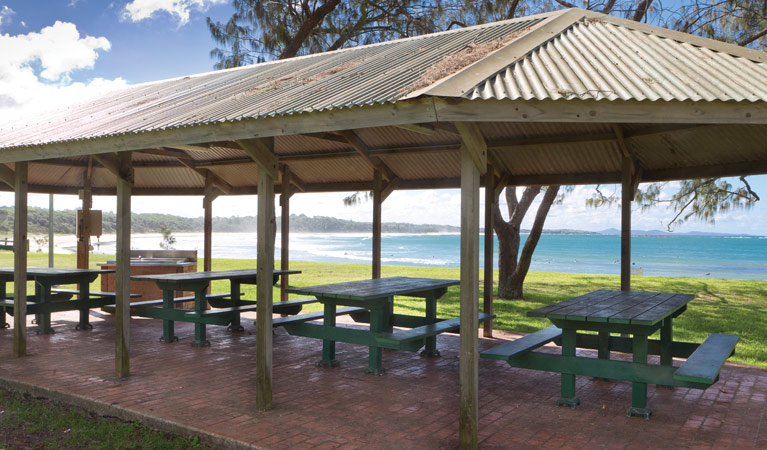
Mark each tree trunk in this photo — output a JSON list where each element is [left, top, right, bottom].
[[496, 222, 519, 298], [494, 186, 542, 299], [507, 186, 560, 299]]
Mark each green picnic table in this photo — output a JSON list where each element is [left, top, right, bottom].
[[129, 269, 301, 347], [481, 290, 739, 418], [0, 267, 115, 334], [285, 276, 494, 375]]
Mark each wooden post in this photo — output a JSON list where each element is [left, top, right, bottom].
[[115, 153, 132, 378], [621, 155, 632, 291], [77, 161, 92, 270], [48, 194, 54, 268], [482, 167, 495, 338], [280, 165, 292, 302], [13, 162, 28, 358], [459, 147, 481, 449], [252, 139, 276, 411], [372, 169, 382, 279], [203, 174, 217, 274]]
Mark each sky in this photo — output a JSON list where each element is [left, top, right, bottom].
[[0, 0, 765, 235]]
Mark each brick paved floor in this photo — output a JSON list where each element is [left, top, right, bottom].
[[0, 311, 764, 449]]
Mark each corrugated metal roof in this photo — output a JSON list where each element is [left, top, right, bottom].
[[0, 15, 546, 150], [465, 17, 767, 102], [2, 8, 767, 193]]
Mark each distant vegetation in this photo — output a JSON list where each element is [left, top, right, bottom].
[[0, 207, 460, 235]]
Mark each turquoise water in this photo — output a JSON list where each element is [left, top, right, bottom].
[[92, 233, 767, 281]]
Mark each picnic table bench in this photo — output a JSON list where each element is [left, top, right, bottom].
[[286, 276, 494, 375], [481, 290, 738, 418], [0, 268, 115, 333], [130, 269, 301, 346]]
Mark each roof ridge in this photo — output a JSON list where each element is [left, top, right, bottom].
[[413, 9, 585, 98]]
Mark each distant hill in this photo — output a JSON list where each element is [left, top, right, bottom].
[[0, 207, 459, 235], [599, 228, 760, 237]]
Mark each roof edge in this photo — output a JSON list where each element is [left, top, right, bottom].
[[410, 8, 584, 98]]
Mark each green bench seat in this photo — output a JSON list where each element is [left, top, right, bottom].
[[674, 333, 739, 387], [272, 307, 367, 327], [51, 289, 141, 299], [480, 326, 563, 361], [121, 292, 234, 309], [183, 297, 319, 318], [376, 313, 496, 346]]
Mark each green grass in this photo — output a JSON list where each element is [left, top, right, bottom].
[[2, 253, 766, 367], [0, 388, 210, 449]]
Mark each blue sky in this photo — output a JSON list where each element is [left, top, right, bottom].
[[0, 0, 765, 235]]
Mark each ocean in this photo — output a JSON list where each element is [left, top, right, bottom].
[[81, 232, 767, 281]]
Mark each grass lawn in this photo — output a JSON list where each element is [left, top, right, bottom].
[[0, 388, 210, 449], [2, 252, 765, 367]]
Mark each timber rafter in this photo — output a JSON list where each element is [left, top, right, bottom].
[[336, 130, 397, 181]]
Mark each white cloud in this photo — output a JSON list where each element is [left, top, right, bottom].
[[0, 5, 14, 28], [0, 21, 127, 122], [123, 0, 228, 25]]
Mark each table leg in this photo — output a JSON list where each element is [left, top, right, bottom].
[[660, 318, 673, 366], [421, 292, 440, 358], [191, 288, 211, 347], [228, 280, 244, 332], [556, 327, 580, 408], [36, 281, 54, 335], [0, 282, 8, 328], [75, 280, 93, 330], [628, 333, 652, 419], [365, 303, 386, 375], [160, 289, 178, 343], [318, 302, 340, 368]]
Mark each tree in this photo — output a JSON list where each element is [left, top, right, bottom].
[[159, 226, 176, 250], [588, 177, 761, 232], [209, 0, 765, 300]]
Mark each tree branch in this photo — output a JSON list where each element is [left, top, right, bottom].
[[279, 0, 342, 59], [631, 0, 654, 22], [740, 176, 761, 201], [739, 28, 767, 47], [510, 187, 542, 228]]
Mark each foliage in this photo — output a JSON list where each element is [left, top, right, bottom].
[[587, 177, 760, 231], [207, 0, 526, 67], [159, 225, 176, 250], [0, 207, 458, 235]]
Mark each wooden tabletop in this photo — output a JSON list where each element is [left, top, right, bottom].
[[131, 269, 300, 283], [287, 276, 459, 301], [528, 290, 695, 326]]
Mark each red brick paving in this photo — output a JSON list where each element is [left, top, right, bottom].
[[0, 311, 765, 449]]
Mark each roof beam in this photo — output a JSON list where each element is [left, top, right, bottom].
[[302, 132, 349, 144], [93, 153, 134, 185], [280, 164, 306, 192], [237, 138, 279, 179], [395, 123, 436, 136], [176, 158, 233, 194], [165, 144, 210, 153], [612, 124, 644, 196], [336, 130, 397, 181], [0, 164, 14, 188], [494, 173, 511, 198], [454, 122, 487, 174], [133, 148, 196, 159], [381, 177, 400, 202]]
